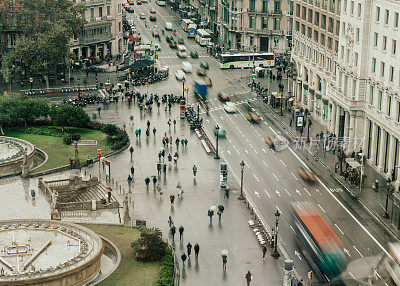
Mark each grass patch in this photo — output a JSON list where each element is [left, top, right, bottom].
[[6, 127, 110, 172], [80, 224, 161, 286]]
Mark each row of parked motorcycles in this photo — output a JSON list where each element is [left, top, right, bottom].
[[24, 86, 97, 96], [185, 106, 203, 130], [63, 93, 106, 107], [131, 74, 163, 86]]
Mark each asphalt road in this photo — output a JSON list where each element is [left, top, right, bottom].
[[94, 3, 399, 284]]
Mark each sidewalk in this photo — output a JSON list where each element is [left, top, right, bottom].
[[251, 74, 400, 242]]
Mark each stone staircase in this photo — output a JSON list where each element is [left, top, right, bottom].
[[70, 182, 117, 203]]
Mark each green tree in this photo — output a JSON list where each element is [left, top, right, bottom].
[[1, 0, 85, 88], [50, 104, 90, 131], [131, 228, 166, 262]]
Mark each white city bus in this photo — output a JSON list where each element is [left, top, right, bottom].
[[177, 45, 187, 58], [195, 29, 211, 46], [219, 52, 275, 69], [180, 19, 194, 32]]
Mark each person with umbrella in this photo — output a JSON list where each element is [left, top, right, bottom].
[[106, 187, 112, 203], [127, 175, 133, 187], [208, 209, 214, 224], [145, 177, 150, 189], [217, 205, 224, 222], [168, 215, 173, 228], [221, 250, 228, 270]]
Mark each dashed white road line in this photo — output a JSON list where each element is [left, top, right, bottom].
[[254, 174, 259, 182], [276, 206, 282, 214], [291, 172, 298, 180], [280, 159, 286, 167], [335, 224, 344, 235], [262, 149, 267, 154], [284, 189, 291, 197], [353, 245, 364, 258], [236, 150, 240, 155], [303, 188, 312, 196], [254, 149, 258, 154], [272, 173, 279, 181], [317, 203, 326, 213], [245, 149, 249, 154], [264, 189, 271, 198], [262, 161, 268, 167], [227, 151, 231, 155]]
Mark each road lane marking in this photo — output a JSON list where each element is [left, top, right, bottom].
[[295, 189, 301, 196], [272, 173, 279, 181], [227, 151, 231, 155], [255, 191, 260, 198], [249, 143, 253, 148], [348, 272, 356, 280], [291, 172, 298, 180], [353, 245, 364, 258], [317, 203, 325, 213], [246, 139, 250, 143], [264, 189, 271, 198], [284, 189, 291, 197], [262, 148, 267, 153], [228, 139, 232, 143], [262, 161, 268, 167], [236, 150, 240, 154], [254, 149, 258, 154], [276, 190, 281, 197], [280, 159, 286, 167], [245, 149, 249, 154], [276, 206, 282, 214], [290, 225, 295, 233], [303, 188, 312, 196], [254, 174, 259, 182], [335, 224, 344, 235], [232, 145, 237, 149], [243, 161, 250, 168]]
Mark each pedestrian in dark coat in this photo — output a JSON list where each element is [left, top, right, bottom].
[[170, 226, 176, 240], [187, 242, 192, 257], [170, 194, 175, 205], [181, 253, 187, 268], [245, 271, 252, 286], [194, 243, 200, 259], [262, 245, 267, 260], [130, 166, 135, 176], [179, 225, 184, 240]]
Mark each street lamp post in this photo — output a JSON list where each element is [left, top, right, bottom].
[[271, 210, 280, 258], [384, 179, 391, 218], [307, 118, 312, 143], [182, 78, 187, 106], [77, 77, 81, 98], [214, 125, 220, 160], [238, 161, 245, 200]]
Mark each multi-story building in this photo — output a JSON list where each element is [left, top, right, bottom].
[[291, 0, 341, 127], [200, 0, 293, 53], [0, 1, 20, 51], [329, 0, 400, 185], [70, 0, 124, 60]]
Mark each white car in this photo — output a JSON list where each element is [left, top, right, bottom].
[[139, 13, 146, 19], [181, 61, 192, 73], [175, 69, 186, 81], [223, 102, 236, 113], [165, 22, 173, 30]]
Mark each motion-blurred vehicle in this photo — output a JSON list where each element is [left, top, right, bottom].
[[125, 6, 134, 12], [141, 0, 148, 2], [150, 15, 157, 21], [136, 0, 142, 4], [298, 167, 317, 183], [245, 112, 260, 123], [214, 125, 226, 137], [150, 8, 156, 13], [165, 22, 173, 30], [169, 41, 177, 49], [156, 0, 166, 5], [177, 37, 184, 44], [175, 70, 185, 81], [205, 77, 212, 87], [197, 69, 206, 77], [217, 91, 230, 102], [264, 136, 286, 150], [190, 51, 198, 58], [223, 102, 236, 113], [291, 202, 347, 281], [139, 12, 146, 19], [200, 61, 209, 69], [152, 31, 159, 38], [181, 61, 192, 73], [166, 35, 174, 43]]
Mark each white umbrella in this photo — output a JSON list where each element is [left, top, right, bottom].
[[221, 249, 228, 256], [210, 205, 218, 212]]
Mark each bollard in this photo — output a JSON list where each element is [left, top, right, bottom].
[[120, 185, 122, 193], [112, 178, 114, 185], [247, 201, 250, 209], [90, 174, 92, 179], [116, 181, 118, 188], [250, 207, 254, 214], [283, 259, 293, 286]]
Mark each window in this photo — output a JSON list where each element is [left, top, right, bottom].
[[387, 95, 392, 116], [328, 37, 333, 49], [381, 61, 385, 77], [273, 18, 280, 30], [390, 66, 394, 82], [308, 27, 312, 38], [321, 33, 325, 46], [296, 4, 301, 17], [321, 15, 326, 29], [301, 24, 305, 35], [341, 45, 344, 59], [374, 32, 378, 47], [392, 40, 397, 55], [262, 0, 268, 12], [369, 86, 374, 105], [328, 17, 334, 33], [397, 101, 400, 122], [302, 7, 307, 20], [320, 53, 325, 67], [261, 17, 268, 29], [249, 0, 255, 11], [357, 3, 361, 17], [336, 20, 340, 35], [274, 0, 281, 12], [107, 6, 111, 16], [314, 12, 320, 26], [356, 28, 360, 41], [99, 7, 103, 18], [342, 22, 346, 35], [314, 30, 319, 42], [376, 6, 380, 22], [384, 9, 389, 25], [249, 15, 255, 28], [395, 12, 399, 28], [350, 1, 354, 15], [90, 7, 94, 18], [308, 9, 313, 23], [118, 22, 121, 32], [354, 52, 358, 66], [372, 57, 376, 72], [383, 36, 387, 51], [346, 48, 350, 63], [295, 21, 300, 31], [343, 0, 347, 12], [378, 90, 382, 110]]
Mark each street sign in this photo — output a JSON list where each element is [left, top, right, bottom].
[[97, 149, 102, 157], [252, 74, 256, 79]]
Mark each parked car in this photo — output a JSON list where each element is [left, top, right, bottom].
[[165, 22, 173, 30], [169, 41, 177, 49], [139, 12, 146, 19], [181, 61, 192, 73], [175, 69, 186, 81], [177, 37, 184, 44], [150, 8, 156, 13], [200, 61, 209, 70], [218, 91, 231, 102]]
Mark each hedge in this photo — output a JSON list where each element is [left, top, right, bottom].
[[155, 248, 174, 286]]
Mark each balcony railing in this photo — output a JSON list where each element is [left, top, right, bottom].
[[243, 28, 285, 35], [85, 16, 112, 25], [78, 33, 112, 45]]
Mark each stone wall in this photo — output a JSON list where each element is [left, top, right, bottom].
[[0, 136, 35, 177]]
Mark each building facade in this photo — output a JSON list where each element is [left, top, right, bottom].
[[291, 0, 340, 128], [199, 0, 293, 53], [70, 0, 124, 60]]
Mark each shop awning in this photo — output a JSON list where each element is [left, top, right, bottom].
[[345, 158, 361, 168], [271, 92, 285, 99]]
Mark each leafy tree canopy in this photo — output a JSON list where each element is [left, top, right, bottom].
[[50, 103, 90, 130]]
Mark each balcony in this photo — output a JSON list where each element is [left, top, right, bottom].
[[85, 16, 112, 26], [78, 33, 112, 45], [243, 28, 285, 35], [84, 0, 110, 6]]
